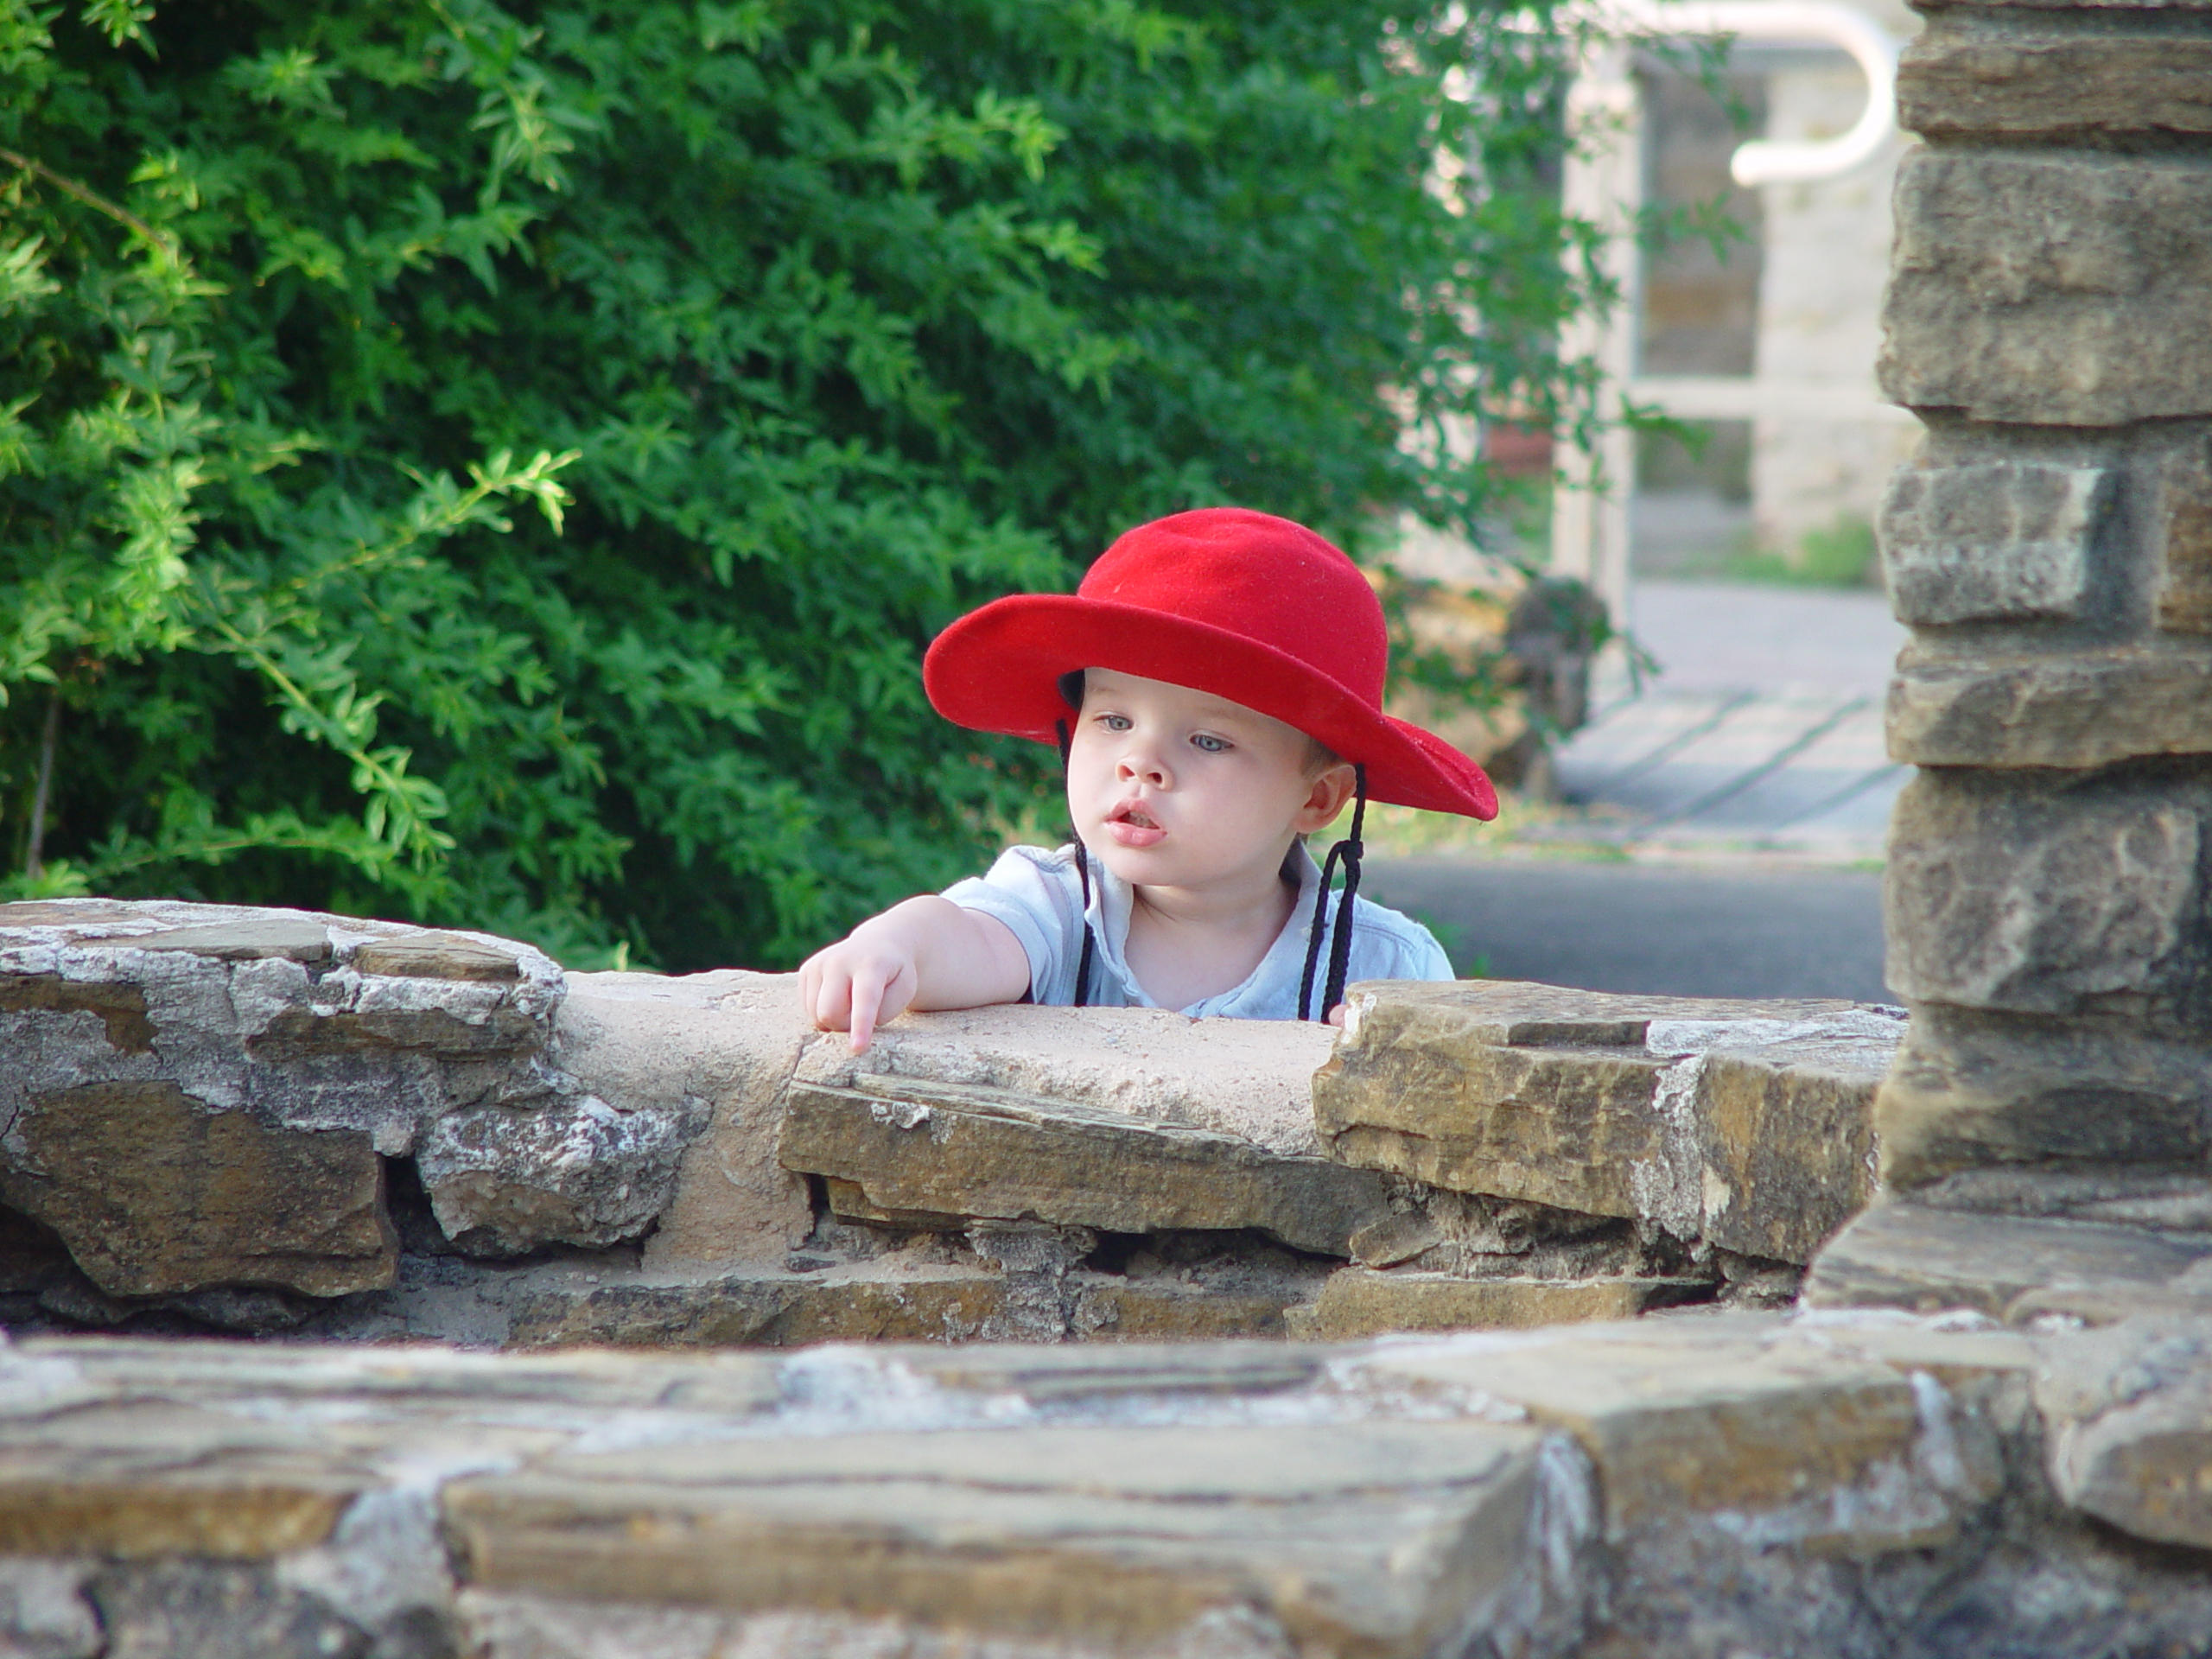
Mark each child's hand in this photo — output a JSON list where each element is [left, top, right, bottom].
[[799, 934, 918, 1054], [797, 896, 1028, 1053]]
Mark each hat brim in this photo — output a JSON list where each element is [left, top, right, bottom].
[[924, 594, 1499, 820]]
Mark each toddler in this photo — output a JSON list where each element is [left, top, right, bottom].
[[801, 508, 1497, 1050]]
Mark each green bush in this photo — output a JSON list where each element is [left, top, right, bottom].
[[0, 0, 1607, 969]]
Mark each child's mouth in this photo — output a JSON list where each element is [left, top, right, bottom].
[[1104, 802, 1166, 849]]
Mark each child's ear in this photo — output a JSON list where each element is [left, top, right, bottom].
[[1294, 763, 1358, 834]]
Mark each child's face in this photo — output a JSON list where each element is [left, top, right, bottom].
[[1065, 669, 1351, 894]]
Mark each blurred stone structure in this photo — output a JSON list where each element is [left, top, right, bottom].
[[1808, 0, 2212, 1307]]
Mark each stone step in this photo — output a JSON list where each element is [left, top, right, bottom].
[[1313, 980, 1904, 1264]]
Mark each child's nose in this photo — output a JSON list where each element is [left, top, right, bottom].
[[1116, 742, 1170, 786]]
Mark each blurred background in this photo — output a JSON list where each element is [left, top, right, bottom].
[[0, 0, 1916, 1003]]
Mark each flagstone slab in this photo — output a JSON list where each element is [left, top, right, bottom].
[[1802, 1195, 2212, 1324], [1285, 1269, 1707, 1340], [442, 1419, 1550, 1656], [1313, 982, 1903, 1263], [780, 1072, 1389, 1256]]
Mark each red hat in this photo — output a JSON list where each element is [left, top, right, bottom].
[[923, 507, 1498, 820]]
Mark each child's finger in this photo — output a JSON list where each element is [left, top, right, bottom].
[[849, 965, 887, 1052], [1326, 1002, 1347, 1027], [804, 957, 854, 1033]]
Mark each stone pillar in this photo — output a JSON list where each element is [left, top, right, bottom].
[[1861, 0, 2212, 1217]]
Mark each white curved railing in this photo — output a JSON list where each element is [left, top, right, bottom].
[[1586, 0, 1902, 184]]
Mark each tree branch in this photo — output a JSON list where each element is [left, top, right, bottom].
[[0, 148, 175, 258]]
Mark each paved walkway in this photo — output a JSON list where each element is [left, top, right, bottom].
[[1363, 580, 1906, 1001], [1549, 580, 1907, 861]]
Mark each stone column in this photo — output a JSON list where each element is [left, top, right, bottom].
[[1837, 0, 2212, 1268]]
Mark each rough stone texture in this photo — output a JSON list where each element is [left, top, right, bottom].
[[1313, 982, 1903, 1264], [446, 1420, 1552, 1655], [1883, 766, 2206, 1017], [1872, 1003, 2212, 1185], [2154, 435, 2212, 632], [503, 1263, 1018, 1350], [1804, 1196, 2212, 1322], [1880, 149, 2212, 428], [11, 1314, 2212, 1656], [1880, 459, 2111, 625], [0, 1082, 395, 1298], [0, 900, 702, 1288], [2038, 1315, 2212, 1550], [638, 988, 1338, 1271], [1886, 647, 2212, 767], [780, 1072, 1389, 1256], [1359, 1313, 2005, 1548], [796, 1001, 1338, 1157], [569, 970, 814, 1271], [1284, 1270, 1702, 1340], [1898, 30, 2212, 139]]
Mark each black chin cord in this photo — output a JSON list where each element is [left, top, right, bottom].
[[1055, 719, 1099, 1007], [1299, 763, 1368, 1022]]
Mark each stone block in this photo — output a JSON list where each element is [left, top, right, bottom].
[[883, 1340, 1332, 1402], [456, 1595, 1265, 1659], [1803, 1196, 2212, 1323], [1283, 1269, 1703, 1340], [505, 1263, 1016, 1350], [1884, 768, 2202, 1016], [1071, 1280, 1305, 1342], [2153, 439, 2212, 632], [1313, 982, 1900, 1262], [0, 1397, 367, 1559], [1879, 460, 2110, 625], [780, 1072, 1388, 1256], [1873, 1006, 2212, 1186], [1898, 33, 2212, 139], [1888, 647, 2212, 768], [2038, 1316, 2212, 1552], [1357, 1318, 1974, 1550], [802, 1001, 1338, 1158], [0, 901, 751, 1276], [1881, 149, 2212, 427], [442, 1418, 1550, 1656], [0, 1081, 395, 1299], [416, 1087, 709, 1257]]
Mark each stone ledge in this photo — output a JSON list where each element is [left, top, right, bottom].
[[1313, 982, 1901, 1265], [1888, 646, 2212, 768], [1804, 1195, 2212, 1323], [1899, 32, 2212, 139], [1880, 149, 2212, 427], [1284, 1269, 1705, 1340], [779, 1072, 1388, 1256]]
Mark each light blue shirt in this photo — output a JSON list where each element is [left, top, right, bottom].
[[943, 842, 1454, 1019]]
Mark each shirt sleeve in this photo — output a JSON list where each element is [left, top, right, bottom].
[[941, 845, 1084, 1004]]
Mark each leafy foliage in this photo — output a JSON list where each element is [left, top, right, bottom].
[[0, 0, 1609, 969]]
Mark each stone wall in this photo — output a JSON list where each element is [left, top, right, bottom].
[[0, 898, 1905, 1348], [1808, 0, 2212, 1307], [8, 1309, 2212, 1658]]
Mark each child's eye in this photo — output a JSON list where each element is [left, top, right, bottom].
[[1096, 713, 1132, 733], [1191, 733, 1230, 753]]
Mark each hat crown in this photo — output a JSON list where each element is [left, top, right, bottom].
[[1081, 509, 1386, 707]]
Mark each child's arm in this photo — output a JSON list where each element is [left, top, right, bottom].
[[799, 896, 1031, 1052]]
